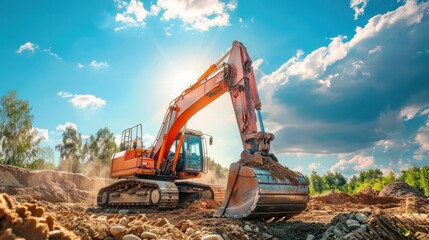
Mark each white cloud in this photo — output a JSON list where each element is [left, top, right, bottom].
[[32, 127, 49, 142], [369, 45, 382, 54], [16, 42, 38, 54], [238, 17, 243, 23], [42, 48, 62, 60], [331, 159, 349, 172], [156, 0, 233, 32], [350, 0, 369, 20], [77, 63, 84, 68], [292, 165, 304, 172], [143, 134, 156, 148], [58, 91, 107, 110], [115, 0, 151, 31], [375, 140, 394, 152], [57, 91, 73, 98], [348, 154, 375, 171], [68, 95, 106, 110], [415, 122, 429, 156], [261, 0, 429, 89], [16, 42, 61, 60], [308, 162, 320, 170], [330, 154, 375, 173], [81, 134, 90, 139], [90, 60, 109, 69], [114, 0, 236, 32], [56, 122, 77, 131], [252, 58, 263, 70]]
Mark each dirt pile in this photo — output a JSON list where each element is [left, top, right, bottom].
[[0, 164, 113, 204], [312, 188, 401, 206], [0, 193, 77, 240], [238, 152, 300, 183], [379, 181, 427, 199]]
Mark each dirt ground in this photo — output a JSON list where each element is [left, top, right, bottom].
[[1, 165, 428, 240]]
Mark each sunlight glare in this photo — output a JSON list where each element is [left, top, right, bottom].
[[170, 70, 198, 97]]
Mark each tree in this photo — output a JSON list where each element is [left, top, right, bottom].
[[419, 166, 429, 196], [310, 171, 324, 194], [323, 171, 337, 190], [86, 127, 118, 164], [55, 127, 83, 173], [84, 127, 118, 176], [0, 91, 42, 166]]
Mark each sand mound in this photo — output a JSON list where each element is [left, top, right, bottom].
[[0, 164, 114, 204], [379, 181, 427, 199]]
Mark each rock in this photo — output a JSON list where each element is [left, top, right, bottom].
[[360, 224, 367, 232], [244, 225, 252, 232], [253, 227, 259, 233], [141, 231, 157, 239], [355, 213, 368, 223], [346, 219, 361, 230], [153, 218, 169, 227], [261, 232, 273, 240], [118, 209, 130, 214], [110, 226, 126, 237], [49, 230, 62, 239], [202, 234, 223, 240], [149, 228, 159, 235], [333, 228, 342, 237], [119, 217, 128, 226], [185, 227, 195, 236], [306, 234, 315, 240], [123, 234, 142, 240]]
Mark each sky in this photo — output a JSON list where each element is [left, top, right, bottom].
[[1, 0, 428, 177]]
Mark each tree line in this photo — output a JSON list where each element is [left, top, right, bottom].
[[0, 91, 118, 176], [307, 167, 429, 197]]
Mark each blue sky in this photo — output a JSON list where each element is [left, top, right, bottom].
[[1, 0, 428, 177]]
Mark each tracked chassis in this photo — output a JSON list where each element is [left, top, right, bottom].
[[97, 179, 225, 209]]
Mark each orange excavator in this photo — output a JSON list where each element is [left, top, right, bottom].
[[97, 41, 309, 219]]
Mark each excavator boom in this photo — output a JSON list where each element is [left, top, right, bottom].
[[99, 41, 309, 220]]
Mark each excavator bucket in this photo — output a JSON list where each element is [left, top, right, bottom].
[[214, 162, 309, 219]]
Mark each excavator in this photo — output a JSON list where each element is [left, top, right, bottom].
[[97, 41, 309, 219]]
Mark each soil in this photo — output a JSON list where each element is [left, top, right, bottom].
[[1, 165, 428, 240], [238, 153, 300, 183], [379, 181, 428, 199]]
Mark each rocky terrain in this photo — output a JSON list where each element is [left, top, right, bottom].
[[1, 165, 428, 240]]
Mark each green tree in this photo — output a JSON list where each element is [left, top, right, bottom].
[[310, 171, 324, 194], [84, 127, 118, 176], [347, 175, 358, 193], [55, 127, 83, 173], [419, 166, 429, 196], [86, 127, 118, 164], [0, 91, 42, 167], [27, 146, 56, 170]]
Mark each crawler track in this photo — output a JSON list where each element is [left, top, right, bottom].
[[97, 179, 179, 210]]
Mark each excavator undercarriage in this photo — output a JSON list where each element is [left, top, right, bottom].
[[97, 179, 226, 210]]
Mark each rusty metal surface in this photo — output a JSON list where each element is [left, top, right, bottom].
[[214, 163, 310, 219]]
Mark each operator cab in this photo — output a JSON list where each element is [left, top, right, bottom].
[[169, 129, 210, 174]]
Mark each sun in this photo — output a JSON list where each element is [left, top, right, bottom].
[[170, 70, 198, 96]]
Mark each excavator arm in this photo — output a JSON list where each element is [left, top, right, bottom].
[[151, 41, 274, 168]]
